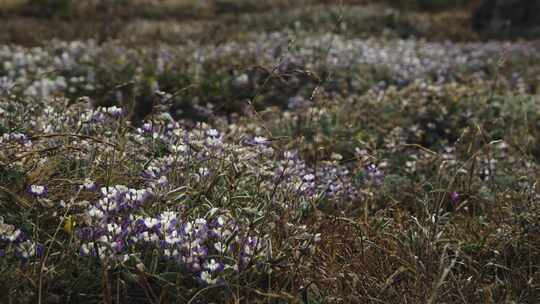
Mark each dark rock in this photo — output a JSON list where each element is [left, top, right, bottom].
[[473, 0, 540, 32]]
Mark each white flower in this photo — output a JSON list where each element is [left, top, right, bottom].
[[105, 106, 122, 116], [81, 179, 96, 190], [303, 174, 315, 182], [216, 216, 225, 226], [81, 243, 92, 255], [198, 167, 209, 176], [207, 129, 219, 137], [29, 185, 46, 196], [17, 241, 36, 259], [183, 222, 193, 234], [144, 218, 158, 229], [165, 231, 179, 245], [205, 259, 222, 272], [157, 175, 168, 187], [194, 218, 207, 226], [234, 73, 249, 86], [171, 144, 187, 153], [7, 229, 21, 242], [88, 206, 104, 218], [253, 136, 268, 144], [214, 242, 226, 253], [107, 223, 122, 235], [200, 271, 218, 285]]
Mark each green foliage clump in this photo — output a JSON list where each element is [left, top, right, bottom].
[[26, 0, 74, 18]]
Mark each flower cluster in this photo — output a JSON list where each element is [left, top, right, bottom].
[[0, 217, 41, 259], [0, 93, 348, 285], [274, 150, 359, 201], [2, 27, 538, 299], [0, 132, 32, 146], [78, 184, 269, 284], [0, 33, 536, 109]]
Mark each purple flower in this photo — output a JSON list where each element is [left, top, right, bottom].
[[365, 164, 384, 186], [156, 176, 168, 187], [287, 96, 309, 109], [450, 191, 460, 202], [80, 179, 97, 191], [113, 240, 125, 252], [4, 132, 31, 145], [204, 259, 224, 273], [142, 122, 153, 133], [36, 244, 45, 258], [28, 184, 47, 197], [91, 112, 105, 123], [78, 227, 94, 241], [105, 106, 123, 118]]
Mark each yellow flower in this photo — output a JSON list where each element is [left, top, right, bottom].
[[63, 216, 76, 234]]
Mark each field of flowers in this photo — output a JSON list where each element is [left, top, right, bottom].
[[1, 1, 540, 303]]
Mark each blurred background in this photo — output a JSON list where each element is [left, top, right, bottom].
[[0, 0, 538, 46]]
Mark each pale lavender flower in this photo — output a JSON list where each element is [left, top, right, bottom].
[[80, 179, 97, 191], [28, 184, 47, 197], [105, 106, 123, 117], [450, 191, 460, 203], [249, 136, 268, 145]]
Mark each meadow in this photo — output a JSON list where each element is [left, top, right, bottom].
[[1, 1, 539, 303]]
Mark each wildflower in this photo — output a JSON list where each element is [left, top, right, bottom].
[[284, 151, 297, 159], [206, 129, 219, 138], [91, 111, 106, 123], [80, 179, 96, 191], [7, 229, 22, 242], [3, 132, 31, 145], [234, 73, 249, 86], [28, 185, 47, 197], [156, 175, 168, 187], [253, 136, 268, 145], [200, 271, 218, 285], [88, 206, 104, 219], [303, 174, 315, 182], [137, 121, 153, 134], [287, 96, 309, 109], [214, 242, 226, 253], [36, 244, 44, 258], [164, 231, 180, 245], [80, 243, 93, 256], [63, 216, 77, 234], [216, 216, 225, 226], [105, 106, 122, 117], [144, 218, 158, 229], [198, 167, 210, 177], [191, 262, 201, 272], [17, 240, 38, 259], [171, 143, 188, 153], [365, 164, 384, 185], [450, 191, 460, 202], [204, 259, 224, 272]]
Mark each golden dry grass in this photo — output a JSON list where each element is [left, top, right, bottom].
[[0, 0, 25, 9]]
